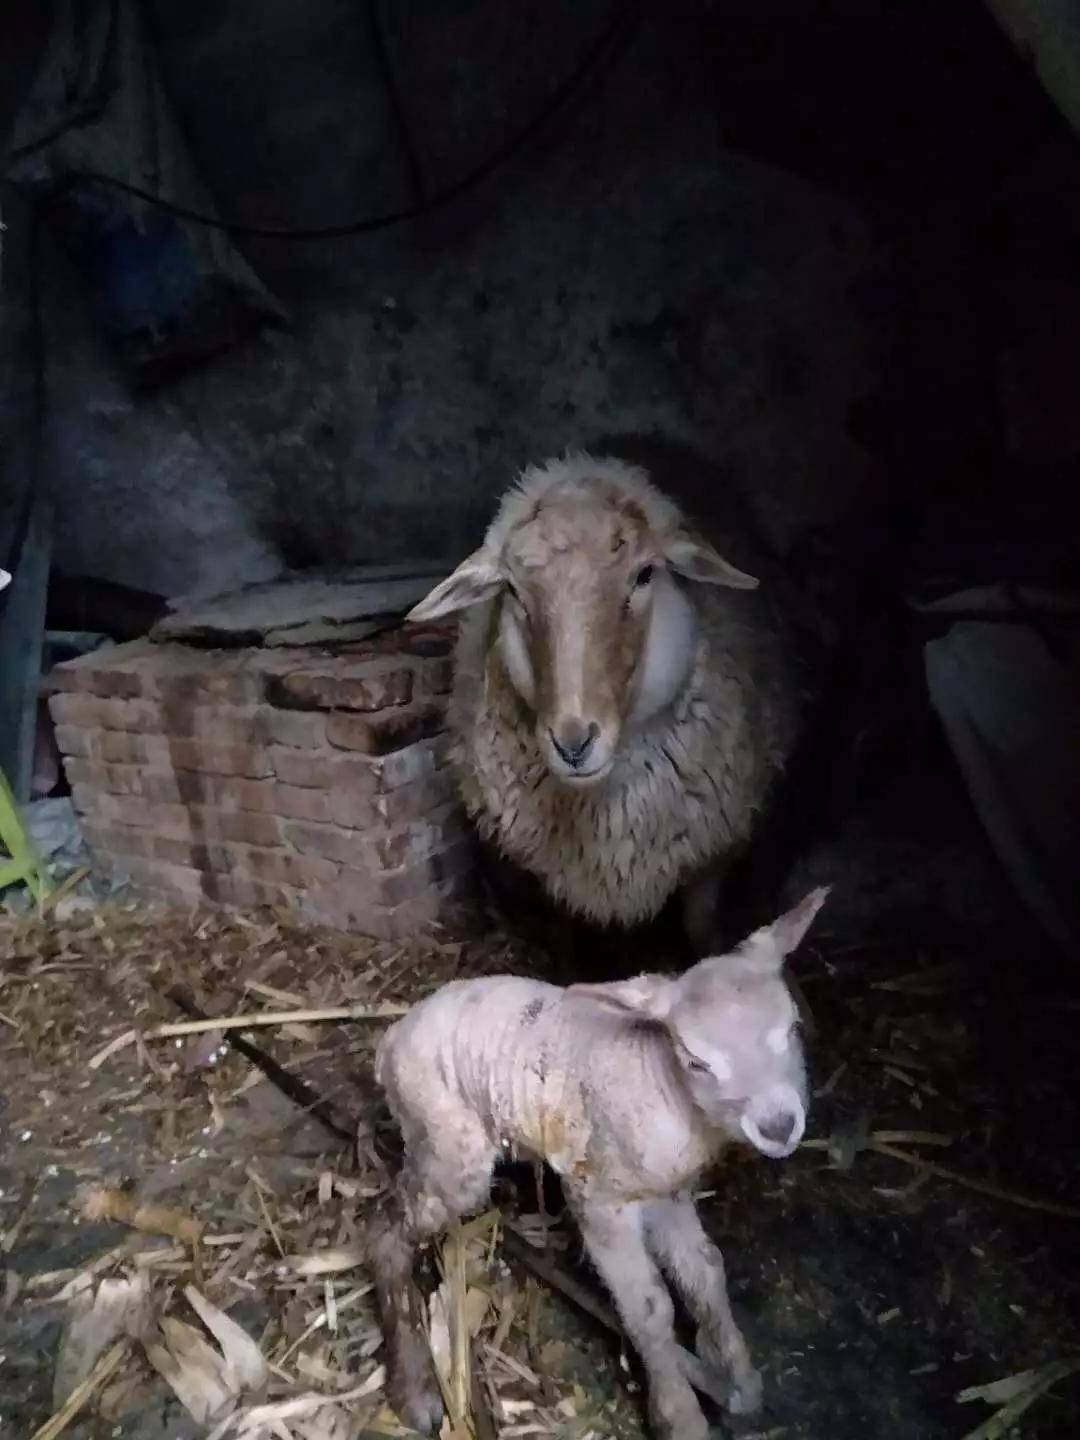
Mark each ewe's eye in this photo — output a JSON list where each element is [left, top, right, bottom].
[[688, 1058, 710, 1075], [633, 564, 654, 590]]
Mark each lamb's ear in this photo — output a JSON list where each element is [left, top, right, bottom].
[[742, 886, 831, 972], [567, 974, 675, 1021], [664, 530, 758, 589], [0, 568, 11, 593], [406, 550, 503, 622]]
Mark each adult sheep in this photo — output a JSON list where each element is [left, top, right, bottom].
[[407, 452, 804, 954]]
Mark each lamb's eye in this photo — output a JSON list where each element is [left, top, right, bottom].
[[633, 564, 654, 590], [687, 1058, 710, 1075], [505, 580, 523, 607]]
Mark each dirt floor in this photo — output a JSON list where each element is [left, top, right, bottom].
[[1, 898, 1079, 1440]]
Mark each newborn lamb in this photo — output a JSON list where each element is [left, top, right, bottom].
[[370, 887, 828, 1438]]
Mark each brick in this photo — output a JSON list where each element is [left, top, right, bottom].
[[308, 874, 473, 940], [64, 759, 146, 796], [69, 737, 271, 778], [325, 704, 445, 756], [375, 735, 451, 789], [369, 771, 458, 827], [49, 694, 165, 733], [65, 713, 265, 759], [49, 692, 282, 745], [266, 746, 376, 795], [75, 795, 285, 847], [374, 804, 469, 870], [206, 842, 338, 888], [53, 725, 95, 758], [96, 732, 170, 765], [144, 774, 292, 817], [199, 809, 285, 847], [257, 707, 327, 748], [49, 643, 270, 706], [203, 873, 300, 911], [80, 822, 153, 861], [274, 783, 333, 822], [167, 740, 274, 778], [119, 857, 209, 900], [48, 641, 152, 698], [183, 706, 263, 744], [416, 657, 455, 697], [283, 821, 376, 867], [267, 664, 414, 713], [391, 622, 456, 658], [322, 738, 452, 821]]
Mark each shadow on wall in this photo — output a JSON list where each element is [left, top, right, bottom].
[[38, 8, 894, 602]]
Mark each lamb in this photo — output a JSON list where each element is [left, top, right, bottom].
[[406, 451, 802, 954], [370, 886, 828, 1440]]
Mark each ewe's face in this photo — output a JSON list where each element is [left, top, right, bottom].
[[668, 960, 808, 1158], [496, 489, 659, 786], [404, 461, 760, 789]]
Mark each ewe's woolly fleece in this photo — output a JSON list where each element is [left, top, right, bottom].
[[448, 454, 800, 926]]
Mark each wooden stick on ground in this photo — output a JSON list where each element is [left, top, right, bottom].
[[500, 1230, 730, 1409], [166, 987, 358, 1145], [28, 1340, 129, 1440], [958, 1356, 1080, 1440], [88, 999, 409, 1070], [869, 1143, 1080, 1221]]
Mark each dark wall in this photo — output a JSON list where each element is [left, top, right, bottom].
[[28, 1, 897, 601]]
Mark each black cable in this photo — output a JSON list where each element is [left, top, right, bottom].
[[10, 0, 641, 243], [166, 985, 356, 1146]]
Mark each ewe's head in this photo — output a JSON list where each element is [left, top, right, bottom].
[[568, 887, 829, 1158], [407, 454, 756, 785]]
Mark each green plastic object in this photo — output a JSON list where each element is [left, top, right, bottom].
[[0, 765, 52, 902]]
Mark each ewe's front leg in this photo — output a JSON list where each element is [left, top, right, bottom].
[[574, 1197, 710, 1440], [644, 1194, 762, 1415]]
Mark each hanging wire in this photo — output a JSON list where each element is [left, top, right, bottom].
[[6, 0, 642, 243]]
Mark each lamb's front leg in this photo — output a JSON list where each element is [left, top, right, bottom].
[[644, 1193, 762, 1415], [573, 1196, 710, 1440]]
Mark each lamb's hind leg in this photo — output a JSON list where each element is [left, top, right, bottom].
[[572, 1195, 710, 1440], [644, 1193, 762, 1415], [369, 1117, 498, 1436]]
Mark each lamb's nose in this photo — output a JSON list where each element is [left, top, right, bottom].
[[550, 719, 600, 769], [758, 1111, 798, 1148]]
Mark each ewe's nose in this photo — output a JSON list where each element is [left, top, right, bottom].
[[550, 718, 600, 770]]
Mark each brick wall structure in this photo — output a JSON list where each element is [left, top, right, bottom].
[[46, 624, 478, 938]]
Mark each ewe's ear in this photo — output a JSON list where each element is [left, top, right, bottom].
[[567, 974, 675, 1021], [664, 530, 758, 589], [741, 886, 831, 971], [406, 550, 503, 622]]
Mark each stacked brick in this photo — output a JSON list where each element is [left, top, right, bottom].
[[46, 625, 477, 938]]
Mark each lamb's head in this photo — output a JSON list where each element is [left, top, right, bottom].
[[406, 453, 757, 785], [568, 887, 829, 1158]]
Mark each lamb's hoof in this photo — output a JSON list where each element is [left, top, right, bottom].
[[726, 1364, 762, 1416], [395, 1385, 444, 1436], [649, 1377, 710, 1440], [695, 1331, 762, 1416]]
